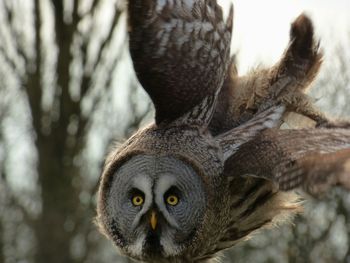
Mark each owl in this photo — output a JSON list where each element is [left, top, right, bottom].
[[96, 0, 350, 262]]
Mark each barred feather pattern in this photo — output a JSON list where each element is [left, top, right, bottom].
[[129, 0, 233, 124]]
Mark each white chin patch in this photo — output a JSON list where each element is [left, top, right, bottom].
[[160, 234, 181, 257], [127, 234, 146, 258]]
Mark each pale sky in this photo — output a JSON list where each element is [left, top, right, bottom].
[[227, 0, 350, 73]]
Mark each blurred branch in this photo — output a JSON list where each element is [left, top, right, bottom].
[[0, 44, 17, 74], [74, 0, 103, 77], [77, 3, 123, 102], [85, 41, 127, 128], [0, 2, 23, 75], [0, 123, 34, 227], [51, 0, 64, 26], [91, 6, 121, 76], [77, 0, 101, 20], [2, 0, 27, 64], [72, 0, 79, 25], [26, 0, 42, 137], [89, 0, 101, 15], [49, 1, 123, 146], [51, 0, 82, 142]]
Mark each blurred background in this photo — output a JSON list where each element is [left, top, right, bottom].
[[0, 0, 349, 262]]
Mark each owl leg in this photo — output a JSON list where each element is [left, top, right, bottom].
[[277, 90, 328, 125]]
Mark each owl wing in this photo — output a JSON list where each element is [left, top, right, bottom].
[[128, 0, 233, 124], [210, 14, 325, 135], [279, 148, 350, 195], [227, 128, 350, 195]]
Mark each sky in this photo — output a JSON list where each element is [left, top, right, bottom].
[[225, 0, 350, 73]]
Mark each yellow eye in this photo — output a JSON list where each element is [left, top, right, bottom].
[[132, 195, 144, 206], [166, 195, 179, 206]]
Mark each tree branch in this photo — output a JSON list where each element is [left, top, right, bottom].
[[0, 44, 17, 73], [79, 0, 101, 19], [3, 0, 28, 64], [90, 6, 121, 78], [25, 0, 43, 137], [78, 3, 123, 101]]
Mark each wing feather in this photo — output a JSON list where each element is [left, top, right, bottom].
[[227, 128, 350, 195], [128, 0, 233, 124], [210, 14, 324, 135], [278, 149, 350, 195]]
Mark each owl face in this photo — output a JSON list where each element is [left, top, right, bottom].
[[103, 154, 207, 260]]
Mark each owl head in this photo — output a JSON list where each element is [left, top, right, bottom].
[[98, 155, 210, 261], [96, 118, 224, 261]]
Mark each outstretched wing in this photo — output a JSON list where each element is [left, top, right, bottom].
[[227, 128, 350, 195], [128, 0, 233, 124], [279, 148, 350, 195], [210, 14, 324, 135]]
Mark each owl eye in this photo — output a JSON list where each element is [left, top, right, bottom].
[[131, 195, 144, 206], [166, 195, 179, 206]]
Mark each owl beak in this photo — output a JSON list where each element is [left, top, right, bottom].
[[150, 210, 157, 230]]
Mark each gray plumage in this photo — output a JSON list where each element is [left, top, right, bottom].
[[96, 1, 350, 262]]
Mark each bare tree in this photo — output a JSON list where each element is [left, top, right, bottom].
[[0, 0, 150, 262]]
